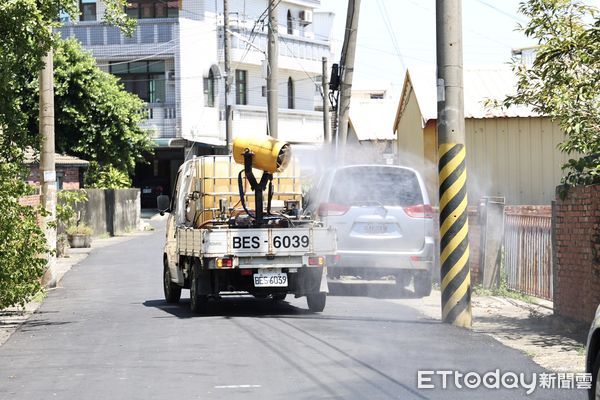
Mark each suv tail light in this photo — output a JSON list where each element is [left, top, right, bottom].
[[403, 204, 434, 219], [318, 203, 350, 217]]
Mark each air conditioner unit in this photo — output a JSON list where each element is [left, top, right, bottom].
[[167, 70, 176, 82], [299, 10, 313, 24]]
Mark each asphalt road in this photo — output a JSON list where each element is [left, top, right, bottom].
[[0, 222, 584, 400]]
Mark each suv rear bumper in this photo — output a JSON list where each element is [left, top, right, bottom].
[[329, 237, 434, 273]]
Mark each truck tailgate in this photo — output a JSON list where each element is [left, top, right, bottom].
[[178, 227, 337, 258]]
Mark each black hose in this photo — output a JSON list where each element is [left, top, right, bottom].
[[267, 176, 274, 215], [238, 170, 255, 219]]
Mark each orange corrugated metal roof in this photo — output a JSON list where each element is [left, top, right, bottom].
[[23, 147, 89, 167]]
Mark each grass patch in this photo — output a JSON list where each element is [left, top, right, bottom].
[[472, 273, 533, 303], [31, 290, 46, 303]]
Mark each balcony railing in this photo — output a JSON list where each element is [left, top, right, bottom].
[[58, 19, 177, 49], [139, 103, 178, 139], [221, 28, 330, 63]]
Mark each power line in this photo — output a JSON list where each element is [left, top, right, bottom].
[[471, 0, 528, 24], [376, 0, 406, 70]]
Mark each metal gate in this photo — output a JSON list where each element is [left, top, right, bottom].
[[503, 210, 553, 300]]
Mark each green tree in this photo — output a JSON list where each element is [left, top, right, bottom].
[[0, 163, 49, 309], [0, 0, 134, 308], [504, 0, 600, 185], [0, 0, 134, 163], [26, 38, 154, 176]]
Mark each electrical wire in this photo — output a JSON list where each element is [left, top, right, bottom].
[[376, 0, 406, 70]]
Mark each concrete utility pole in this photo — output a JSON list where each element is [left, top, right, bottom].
[[266, 0, 279, 138], [223, 0, 232, 151], [39, 49, 57, 288], [436, 0, 471, 328], [336, 0, 361, 148], [322, 57, 331, 143]]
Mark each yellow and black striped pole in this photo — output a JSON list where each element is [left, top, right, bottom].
[[436, 0, 471, 328]]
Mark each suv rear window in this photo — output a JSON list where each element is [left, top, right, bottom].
[[329, 166, 423, 206]]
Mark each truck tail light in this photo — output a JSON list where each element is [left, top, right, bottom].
[[318, 203, 350, 217], [308, 256, 325, 266], [216, 257, 233, 268], [403, 204, 434, 219]]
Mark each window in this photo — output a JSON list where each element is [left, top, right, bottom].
[[125, 0, 178, 19], [55, 172, 65, 190], [80, 0, 97, 21], [204, 69, 216, 107], [235, 70, 247, 105], [330, 167, 423, 207], [370, 93, 384, 100], [287, 77, 294, 109], [287, 10, 293, 35], [109, 60, 166, 103]]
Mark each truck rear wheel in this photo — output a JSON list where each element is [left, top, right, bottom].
[[190, 260, 208, 314], [163, 264, 181, 304], [307, 293, 326, 312]]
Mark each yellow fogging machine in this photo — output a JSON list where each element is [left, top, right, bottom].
[[232, 135, 292, 225]]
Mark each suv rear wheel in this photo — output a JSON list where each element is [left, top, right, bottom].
[[414, 271, 432, 298]]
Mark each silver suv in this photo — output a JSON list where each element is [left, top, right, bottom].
[[309, 165, 434, 297]]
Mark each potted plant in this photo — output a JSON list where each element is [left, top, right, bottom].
[[66, 224, 93, 248], [56, 190, 89, 251]]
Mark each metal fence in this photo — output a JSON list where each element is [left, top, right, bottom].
[[503, 210, 553, 300]]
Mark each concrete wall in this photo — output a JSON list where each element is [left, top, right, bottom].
[[75, 189, 141, 237], [553, 184, 600, 323]]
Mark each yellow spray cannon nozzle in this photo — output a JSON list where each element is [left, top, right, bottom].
[[232, 135, 292, 174]]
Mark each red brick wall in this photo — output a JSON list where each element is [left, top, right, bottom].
[[18, 195, 41, 207], [554, 185, 600, 323], [27, 165, 81, 190]]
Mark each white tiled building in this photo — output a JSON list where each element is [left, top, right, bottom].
[[59, 0, 334, 204]]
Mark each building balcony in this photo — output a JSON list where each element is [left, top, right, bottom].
[[231, 105, 324, 143], [58, 19, 178, 58], [140, 103, 178, 139], [220, 28, 331, 73]]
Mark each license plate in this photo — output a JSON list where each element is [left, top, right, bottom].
[[142, 188, 152, 194], [366, 223, 388, 234], [253, 270, 288, 287]]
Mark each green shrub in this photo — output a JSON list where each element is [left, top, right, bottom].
[[66, 224, 93, 236], [0, 163, 48, 309], [56, 189, 87, 231], [85, 163, 131, 189]]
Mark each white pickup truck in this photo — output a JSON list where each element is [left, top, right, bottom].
[[159, 141, 336, 314]]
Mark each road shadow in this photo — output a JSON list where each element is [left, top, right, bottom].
[[474, 313, 589, 349], [18, 319, 73, 332], [143, 297, 439, 325], [328, 280, 420, 299], [143, 296, 313, 319]]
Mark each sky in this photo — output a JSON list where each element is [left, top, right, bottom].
[[315, 0, 540, 86]]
